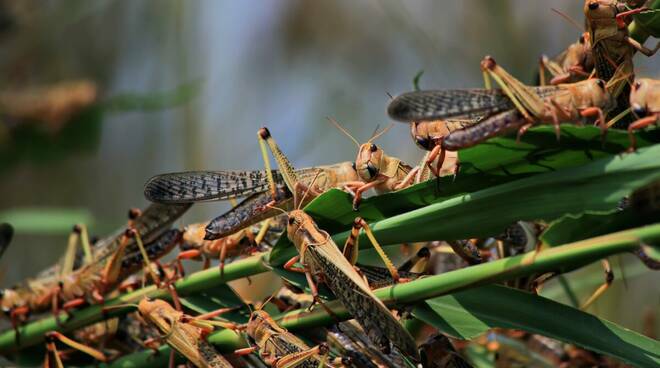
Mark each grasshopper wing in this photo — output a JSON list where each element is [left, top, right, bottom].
[[387, 89, 515, 122], [308, 241, 420, 361], [144, 170, 285, 203]]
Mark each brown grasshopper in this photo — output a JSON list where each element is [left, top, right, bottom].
[[388, 56, 616, 164], [326, 118, 418, 210], [234, 308, 332, 368], [583, 0, 659, 126], [176, 217, 281, 277], [137, 298, 236, 368], [0, 204, 188, 333], [257, 127, 420, 361], [146, 163, 361, 241], [540, 32, 594, 85]]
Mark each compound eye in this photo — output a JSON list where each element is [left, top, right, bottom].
[[351, 162, 357, 171], [588, 1, 599, 10], [367, 162, 378, 178], [633, 81, 641, 91], [288, 217, 295, 225], [415, 136, 430, 149], [632, 105, 647, 117], [596, 79, 605, 90], [369, 144, 378, 152]]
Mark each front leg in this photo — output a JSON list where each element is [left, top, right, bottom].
[[352, 179, 383, 211]]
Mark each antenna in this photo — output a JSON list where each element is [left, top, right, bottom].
[[551, 8, 582, 32], [368, 123, 394, 143], [327, 117, 360, 148], [297, 170, 322, 210]]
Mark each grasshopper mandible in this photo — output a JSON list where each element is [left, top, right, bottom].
[[234, 308, 332, 368], [257, 127, 420, 361]]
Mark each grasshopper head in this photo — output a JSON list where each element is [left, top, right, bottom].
[[286, 210, 310, 242], [246, 310, 279, 337], [630, 79, 659, 117], [411, 121, 450, 150], [138, 298, 175, 323], [355, 142, 384, 181], [584, 0, 617, 20]]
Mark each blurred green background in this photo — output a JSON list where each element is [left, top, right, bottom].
[[0, 0, 657, 336]]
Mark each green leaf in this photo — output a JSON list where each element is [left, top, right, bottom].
[[180, 284, 251, 324], [413, 284, 660, 367], [630, 0, 660, 39]]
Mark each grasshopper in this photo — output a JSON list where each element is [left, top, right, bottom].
[[137, 298, 236, 368], [146, 162, 360, 241], [540, 32, 594, 85], [583, 0, 659, 126], [257, 127, 420, 361], [326, 119, 418, 210], [0, 204, 189, 332], [326, 320, 410, 368], [388, 56, 615, 161], [235, 308, 332, 368], [176, 217, 282, 277]]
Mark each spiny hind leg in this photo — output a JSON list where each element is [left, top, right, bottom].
[[347, 217, 402, 283]]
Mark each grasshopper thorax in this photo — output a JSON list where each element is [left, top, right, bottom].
[[286, 210, 328, 251], [571, 78, 615, 111]]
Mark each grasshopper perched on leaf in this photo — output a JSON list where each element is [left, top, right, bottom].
[[256, 127, 420, 362], [388, 56, 618, 168]]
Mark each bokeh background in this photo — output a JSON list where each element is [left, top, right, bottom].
[[0, 0, 657, 336]]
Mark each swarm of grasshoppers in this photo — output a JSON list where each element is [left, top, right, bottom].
[[0, 2, 657, 368]]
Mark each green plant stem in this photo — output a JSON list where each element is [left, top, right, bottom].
[[0, 254, 269, 354]]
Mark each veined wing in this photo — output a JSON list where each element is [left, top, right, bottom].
[[308, 239, 419, 361], [205, 184, 292, 240], [144, 170, 284, 204], [144, 168, 325, 204], [387, 86, 560, 122]]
